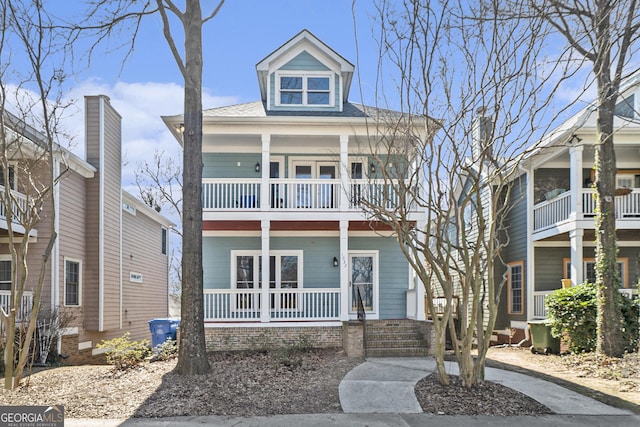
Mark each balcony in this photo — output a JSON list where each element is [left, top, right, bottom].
[[202, 178, 407, 212], [0, 185, 28, 226], [533, 188, 640, 234]]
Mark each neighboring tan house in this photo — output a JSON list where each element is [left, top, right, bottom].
[[494, 74, 640, 342], [163, 30, 432, 356], [0, 95, 174, 364]]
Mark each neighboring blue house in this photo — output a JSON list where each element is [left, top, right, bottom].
[[494, 73, 640, 342], [163, 30, 431, 356]]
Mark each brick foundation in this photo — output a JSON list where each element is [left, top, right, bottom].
[[204, 325, 343, 351]]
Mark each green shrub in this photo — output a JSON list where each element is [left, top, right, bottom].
[[97, 333, 150, 370], [545, 282, 640, 353]]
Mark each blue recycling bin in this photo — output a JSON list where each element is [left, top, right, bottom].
[[149, 318, 180, 348]]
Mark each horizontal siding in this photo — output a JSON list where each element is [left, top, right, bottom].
[[535, 247, 569, 291], [121, 206, 169, 339], [280, 51, 330, 71], [203, 153, 261, 178]]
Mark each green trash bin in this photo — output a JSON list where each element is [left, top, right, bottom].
[[528, 320, 560, 355]]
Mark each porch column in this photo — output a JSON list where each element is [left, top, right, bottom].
[[569, 145, 584, 220], [261, 134, 271, 210], [339, 135, 349, 211], [415, 223, 426, 321], [569, 229, 584, 286], [339, 220, 350, 321], [260, 219, 270, 322], [526, 166, 535, 321]]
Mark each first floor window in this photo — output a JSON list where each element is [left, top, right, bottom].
[[508, 261, 524, 314], [0, 165, 15, 190], [65, 259, 81, 306], [564, 258, 627, 287], [0, 259, 11, 291]]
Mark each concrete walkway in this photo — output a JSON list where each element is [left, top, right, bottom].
[[65, 357, 640, 427], [338, 357, 632, 415]]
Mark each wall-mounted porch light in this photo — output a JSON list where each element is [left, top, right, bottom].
[[370, 163, 376, 174], [333, 257, 339, 267], [255, 162, 261, 173]]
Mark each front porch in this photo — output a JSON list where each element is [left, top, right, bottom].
[[0, 290, 34, 334], [532, 288, 639, 319]]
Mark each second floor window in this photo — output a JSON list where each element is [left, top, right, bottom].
[[0, 165, 16, 190], [278, 74, 331, 106]]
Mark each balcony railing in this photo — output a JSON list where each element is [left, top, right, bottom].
[[202, 178, 407, 211], [0, 290, 34, 334], [533, 188, 640, 232], [203, 288, 341, 322], [0, 185, 28, 225]]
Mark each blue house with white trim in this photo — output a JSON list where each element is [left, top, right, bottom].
[[163, 30, 431, 355]]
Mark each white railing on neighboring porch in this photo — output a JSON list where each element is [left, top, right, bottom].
[[0, 290, 34, 334], [533, 191, 571, 231], [533, 189, 640, 232], [533, 288, 638, 319], [582, 188, 640, 218], [0, 186, 28, 224], [203, 288, 341, 322], [202, 178, 408, 211]]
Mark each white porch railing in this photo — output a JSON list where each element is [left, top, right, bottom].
[[533, 189, 640, 232], [533, 288, 637, 319], [582, 188, 640, 218], [202, 179, 261, 210], [533, 191, 571, 231], [0, 186, 28, 224], [203, 288, 340, 322], [0, 290, 34, 334], [532, 290, 553, 319], [202, 178, 409, 211], [270, 179, 341, 210]]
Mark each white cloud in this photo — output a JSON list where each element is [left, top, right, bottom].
[[61, 78, 239, 189]]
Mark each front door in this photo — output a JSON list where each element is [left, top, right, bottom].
[[349, 253, 376, 315]]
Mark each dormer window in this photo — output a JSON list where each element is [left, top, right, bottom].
[[277, 72, 333, 107]]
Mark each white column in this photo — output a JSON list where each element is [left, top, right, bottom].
[[526, 166, 535, 321], [415, 222, 426, 321], [339, 135, 349, 211], [339, 220, 350, 321], [570, 229, 584, 286], [261, 134, 271, 210], [260, 220, 270, 322], [569, 145, 584, 221]]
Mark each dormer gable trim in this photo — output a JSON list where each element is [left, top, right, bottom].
[[256, 29, 354, 105]]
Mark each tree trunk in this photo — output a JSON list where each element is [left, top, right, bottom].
[[175, 0, 210, 375], [593, 4, 625, 358]]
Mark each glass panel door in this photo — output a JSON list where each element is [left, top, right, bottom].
[[317, 163, 336, 208], [295, 164, 313, 208], [350, 254, 374, 313]]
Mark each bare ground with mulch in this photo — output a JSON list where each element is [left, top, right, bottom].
[[2, 346, 639, 418]]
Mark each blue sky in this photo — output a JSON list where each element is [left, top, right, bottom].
[[44, 1, 384, 197]]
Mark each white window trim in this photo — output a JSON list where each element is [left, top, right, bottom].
[[63, 257, 82, 307], [507, 261, 524, 315], [275, 71, 334, 107], [230, 250, 304, 289]]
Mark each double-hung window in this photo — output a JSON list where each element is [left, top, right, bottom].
[[507, 261, 524, 314], [0, 258, 11, 291], [278, 73, 332, 106], [564, 258, 627, 287], [64, 259, 81, 306]]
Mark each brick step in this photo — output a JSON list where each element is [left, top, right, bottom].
[[365, 332, 424, 341], [366, 347, 430, 357], [365, 339, 427, 349], [365, 325, 423, 334]]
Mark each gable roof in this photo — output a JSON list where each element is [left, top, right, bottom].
[[255, 29, 355, 103]]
